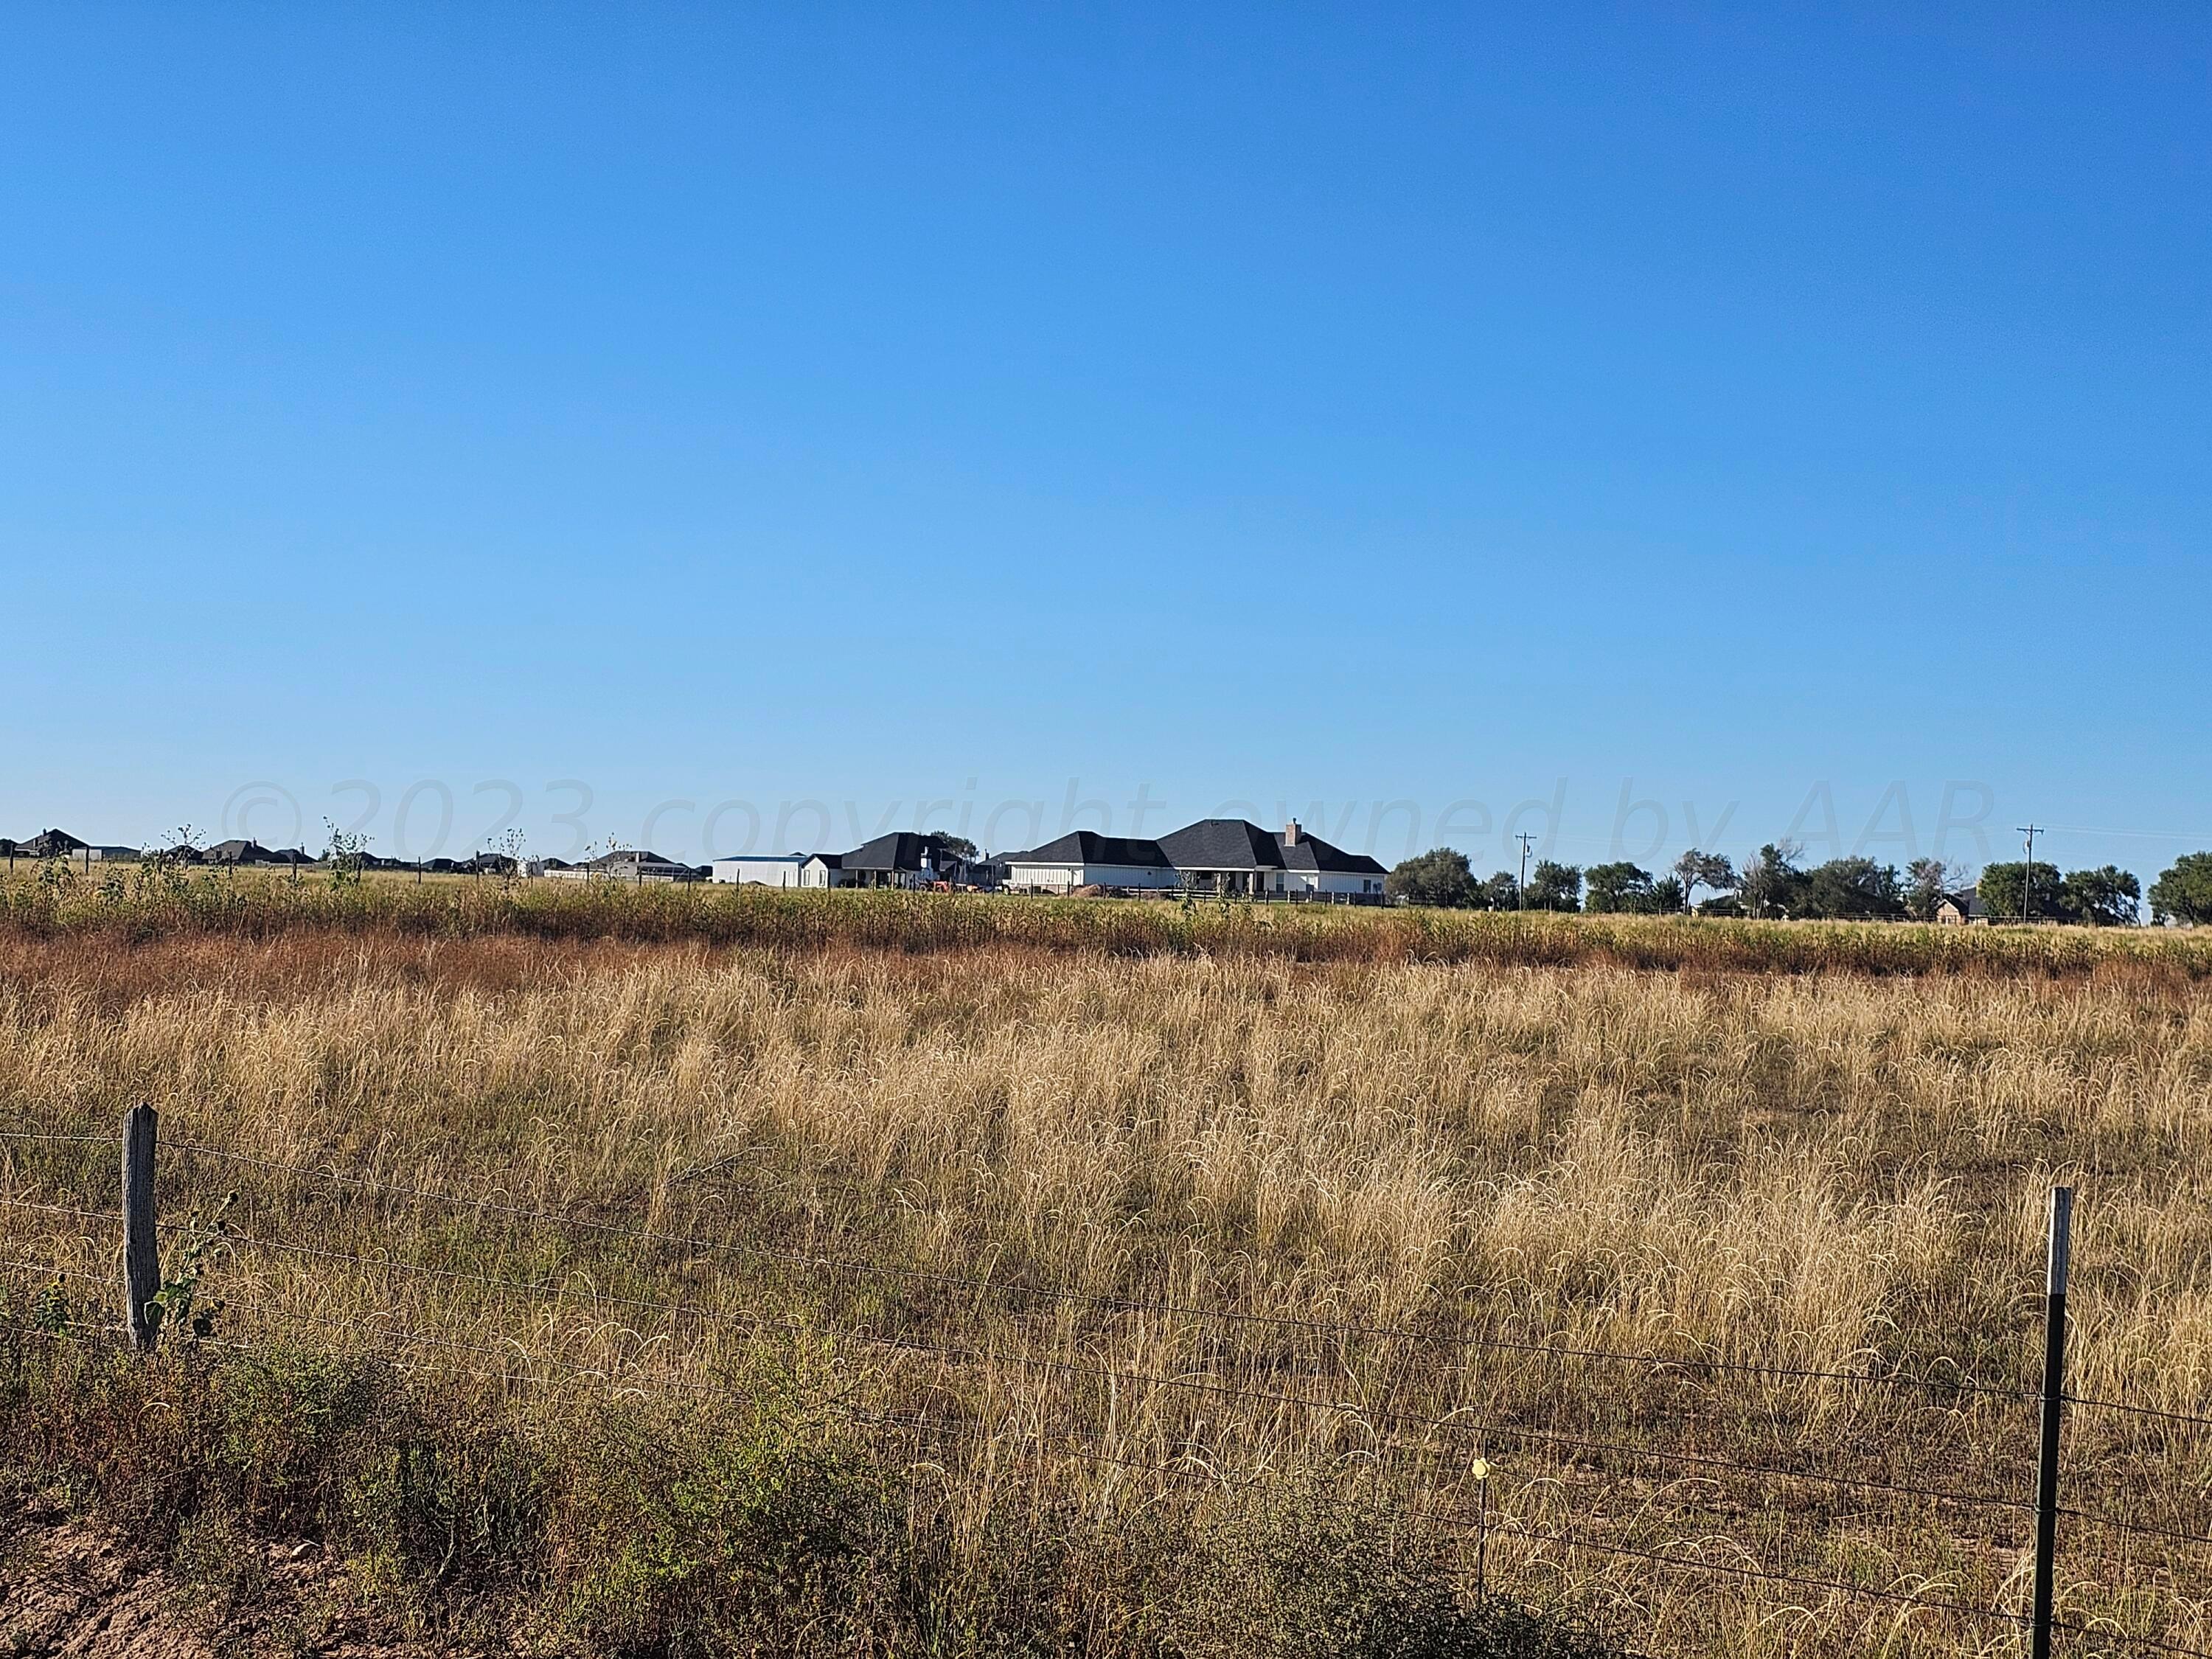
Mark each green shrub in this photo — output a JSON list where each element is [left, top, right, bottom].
[[1161, 1483, 1618, 1659], [0, 1309, 1628, 1657]]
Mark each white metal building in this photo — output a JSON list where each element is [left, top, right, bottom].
[[712, 853, 816, 888]]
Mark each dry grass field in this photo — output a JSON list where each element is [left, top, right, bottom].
[[1, 883, 2208, 1655]]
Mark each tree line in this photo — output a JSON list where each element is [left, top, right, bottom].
[[1385, 844, 2212, 926]]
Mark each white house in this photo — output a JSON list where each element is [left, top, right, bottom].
[[1276, 821, 1388, 899], [1001, 831, 1181, 893], [835, 832, 969, 889], [712, 835, 970, 891], [1002, 818, 1387, 901], [1155, 818, 1387, 900]]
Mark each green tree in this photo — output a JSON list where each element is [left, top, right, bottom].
[[1385, 847, 1478, 908], [2149, 853, 2212, 925], [1798, 858, 1906, 921], [1525, 860, 1582, 912], [2062, 865, 2140, 927], [1478, 870, 1521, 911], [1978, 860, 2067, 923], [1585, 862, 1660, 914], [1672, 849, 1735, 913], [1736, 842, 1806, 918], [321, 818, 369, 891], [1904, 857, 1969, 922]]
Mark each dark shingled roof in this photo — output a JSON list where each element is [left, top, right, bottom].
[[840, 832, 961, 872], [1276, 830, 1386, 876], [583, 849, 682, 870], [204, 838, 284, 864], [1142, 818, 1391, 877], [1155, 819, 1286, 872], [1006, 831, 1175, 869]]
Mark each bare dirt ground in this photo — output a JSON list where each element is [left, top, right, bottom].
[[0, 1500, 415, 1659]]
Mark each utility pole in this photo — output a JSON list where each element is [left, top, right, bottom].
[[1515, 833, 1536, 911], [2017, 824, 2042, 924]]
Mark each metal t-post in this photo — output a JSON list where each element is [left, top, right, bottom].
[[2031, 1186, 2073, 1659]]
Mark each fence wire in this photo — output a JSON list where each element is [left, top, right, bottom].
[[5, 1124, 2210, 1658]]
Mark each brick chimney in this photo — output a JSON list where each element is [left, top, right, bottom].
[[1284, 820, 1301, 845]]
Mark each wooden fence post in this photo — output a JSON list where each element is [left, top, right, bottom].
[[122, 1105, 160, 1352]]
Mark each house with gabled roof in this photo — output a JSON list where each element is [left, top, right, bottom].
[[1154, 819, 1286, 894], [544, 848, 702, 883], [1003, 818, 1386, 902], [1273, 820, 1390, 898], [1934, 891, 1992, 926], [837, 831, 971, 888], [998, 831, 1179, 893], [711, 832, 975, 891]]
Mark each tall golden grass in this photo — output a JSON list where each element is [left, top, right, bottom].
[[3, 928, 2208, 1653], [6, 862, 2211, 978]]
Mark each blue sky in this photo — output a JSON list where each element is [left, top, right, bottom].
[[4, 6, 2207, 879]]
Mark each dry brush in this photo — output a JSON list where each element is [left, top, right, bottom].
[[1, 924, 2208, 1655]]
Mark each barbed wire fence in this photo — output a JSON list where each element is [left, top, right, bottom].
[[1, 1115, 2207, 1657]]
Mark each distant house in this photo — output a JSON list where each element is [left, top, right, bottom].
[[4, 831, 147, 868], [1935, 892, 1991, 926], [24, 829, 87, 859], [712, 835, 973, 891], [1156, 818, 1387, 900], [543, 849, 701, 883], [1275, 820, 1391, 898], [838, 832, 968, 889], [1003, 818, 1387, 902], [1153, 819, 1290, 897], [1001, 831, 1179, 893], [201, 839, 307, 866]]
